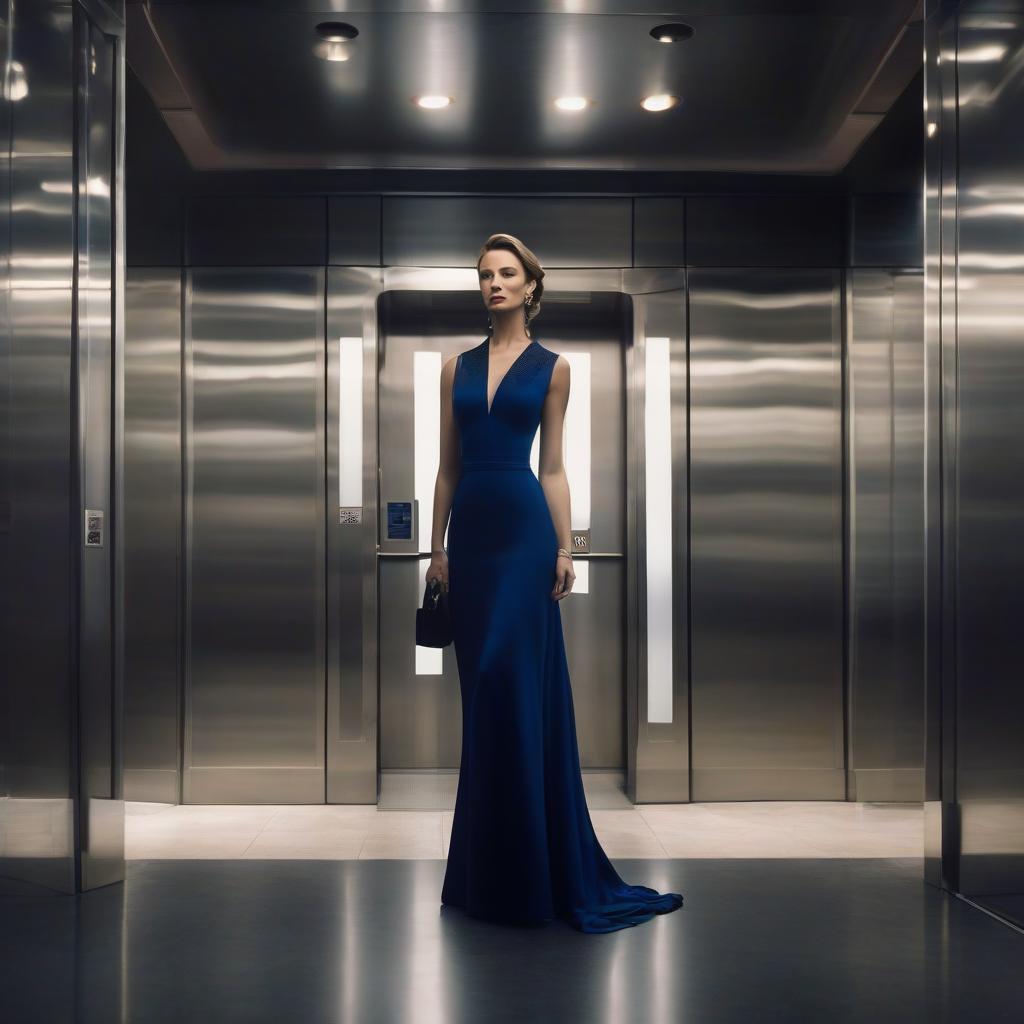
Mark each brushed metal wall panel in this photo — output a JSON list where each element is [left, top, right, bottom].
[[328, 196, 381, 266], [847, 269, 924, 802], [849, 194, 923, 269], [76, 14, 122, 887], [623, 275, 690, 803], [184, 267, 325, 803], [187, 195, 326, 266], [9, 7, 74, 292], [688, 268, 844, 801], [0, 3, 77, 894], [687, 196, 844, 268], [954, 14, 1024, 906], [382, 196, 632, 268], [634, 198, 686, 268], [3, 285, 76, 889], [124, 268, 182, 802], [922, 8, 946, 889], [376, 289, 627, 769], [325, 267, 381, 803]]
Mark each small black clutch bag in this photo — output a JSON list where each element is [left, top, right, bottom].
[[416, 577, 452, 648]]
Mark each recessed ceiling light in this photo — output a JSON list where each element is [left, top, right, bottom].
[[650, 23, 695, 43], [315, 22, 359, 42], [416, 95, 452, 109], [641, 94, 680, 112], [313, 21, 357, 61], [554, 96, 591, 112]]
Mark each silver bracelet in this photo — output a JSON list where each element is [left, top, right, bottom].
[[557, 547, 573, 559]]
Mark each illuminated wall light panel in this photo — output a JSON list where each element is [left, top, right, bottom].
[[338, 337, 363, 507], [414, 351, 444, 674], [644, 337, 673, 723]]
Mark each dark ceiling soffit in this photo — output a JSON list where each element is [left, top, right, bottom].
[[127, 3, 923, 176]]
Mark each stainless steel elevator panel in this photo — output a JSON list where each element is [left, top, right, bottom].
[[688, 269, 844, 801], [954, 13, 1024, 910], [2, 1, 126, 892], [623, 272, 690, 804], [847, 269, 924, 803], [183, 268, 326, 803], [124, 268, 183, 804], [377, 290, 628, 770], [2, 1, 77, 893], [382, 197, 632, 268], [76, 12, 123, 886]]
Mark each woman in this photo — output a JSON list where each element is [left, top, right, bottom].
[[426, 233, 684, 933]]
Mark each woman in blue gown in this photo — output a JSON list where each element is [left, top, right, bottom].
[[426, 233, 684, 933]]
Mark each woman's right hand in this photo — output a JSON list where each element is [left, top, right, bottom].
[[425, 551, 449, 592]]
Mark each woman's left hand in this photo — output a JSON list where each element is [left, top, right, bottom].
[[552, 554, 575, 601]]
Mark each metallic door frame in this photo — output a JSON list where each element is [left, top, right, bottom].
[[326, 266, 690, 804]]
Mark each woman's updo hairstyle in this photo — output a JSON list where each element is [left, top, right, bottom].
[[477, 233, 545, 331]]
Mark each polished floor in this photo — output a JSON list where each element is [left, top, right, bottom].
[[3, 800, 1022, 1024]]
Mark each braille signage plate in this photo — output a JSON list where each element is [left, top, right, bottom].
[[85, 509, 104, 547]]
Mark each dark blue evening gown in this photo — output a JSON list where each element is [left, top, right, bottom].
[[440, 336, 684, 933]]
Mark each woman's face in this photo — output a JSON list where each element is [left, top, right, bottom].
[[478, 248, 535, 320]]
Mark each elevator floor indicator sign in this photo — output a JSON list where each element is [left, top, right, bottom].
[[386, 501, 413, 540]]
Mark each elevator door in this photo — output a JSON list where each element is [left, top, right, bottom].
[[377, 291, 629, 771]]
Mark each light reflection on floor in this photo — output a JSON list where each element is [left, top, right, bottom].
[[125, 799, 923, 860]]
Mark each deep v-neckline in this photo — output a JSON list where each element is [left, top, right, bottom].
[[484, 338, 535, 417]]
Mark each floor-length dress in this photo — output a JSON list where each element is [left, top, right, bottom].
[[440, 336, 684, 933]]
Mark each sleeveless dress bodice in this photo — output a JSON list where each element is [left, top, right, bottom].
[[452, 338, 556, 471]]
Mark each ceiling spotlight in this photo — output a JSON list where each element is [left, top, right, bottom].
[[313, 21, 358, 61], [641, 94, 680, 112], [650, 23, 695, 43], [315, 22, 359, 42], [416, 95, 452, 109], [554, 96, 590, 112]]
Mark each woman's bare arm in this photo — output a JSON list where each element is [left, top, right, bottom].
[[430, 354, 461, 555], [538, 356, 572, 552]]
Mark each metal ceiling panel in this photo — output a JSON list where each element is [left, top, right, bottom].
[[128, 1, 922, 173]]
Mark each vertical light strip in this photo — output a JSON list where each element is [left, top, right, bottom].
[[338, 337, 363, 507], [530, 349, 591, 594], [564, 351, 591, 531], [571, 559, 589, 594], [415, 556, 443, 675], [645, 337, 673, 723], [414, 350, 442, 554], [414, 351, 443, 674]]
